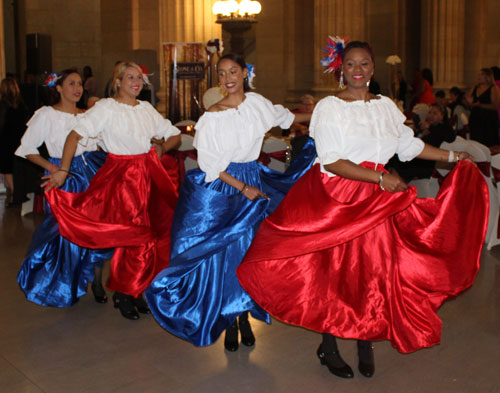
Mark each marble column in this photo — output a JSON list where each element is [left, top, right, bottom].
[[420, 0, 465, 89], [313, 0, 366, 92]]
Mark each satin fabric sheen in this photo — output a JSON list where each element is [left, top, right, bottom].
[[237, 160, 489, 353], [17, 151, 114, 307], [46, 149, 178, 297], [145, 139, 317, 346]]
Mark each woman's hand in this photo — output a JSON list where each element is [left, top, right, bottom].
[[154, 144, 163, 159], [241, 185, 270, 201], [380, 172, 408, 193], [41, 170, 69, 191], [457, 151, 473, 161]]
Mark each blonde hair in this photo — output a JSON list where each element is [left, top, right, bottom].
[[109, 61, 144, 97], [0, 78, 22, 108], [300, 94, 315, 103]]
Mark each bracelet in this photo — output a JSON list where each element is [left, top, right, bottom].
[[50, 164, 57, 173], [378, 172, 385, 191], [239, 183, 248, 194], [58, 168, 70, 174], [456, 152, 461, 162]]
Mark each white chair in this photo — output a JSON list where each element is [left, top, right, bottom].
[[0, 174, 6, 194], [441, 138, 498, 246], [408, 177, 440, 198], [411, 103, 430, 122], [178, 134, 198, 172], [261, 136, 289, 173], [487, 154, 500, 250], [21, 193, 34, 216], [174, 120, 196, 127]]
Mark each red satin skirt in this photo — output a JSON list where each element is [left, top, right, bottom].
[[46, 149, 178, 297], [237, 161, 489, 353]]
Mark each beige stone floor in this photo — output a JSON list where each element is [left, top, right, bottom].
[[1, 193, 500, 393]]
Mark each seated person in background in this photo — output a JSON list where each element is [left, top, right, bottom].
[[448, 86, 470, 137], [435, 90, 451, 119], [285, 94, 315, 160], [388, 103, 456, 182]]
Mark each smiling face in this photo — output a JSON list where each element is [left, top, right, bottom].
[[342, 48, 374, 89], [56, 73, 83, 104], [217, 58, 248, 95], [117, 66, 144, 99]]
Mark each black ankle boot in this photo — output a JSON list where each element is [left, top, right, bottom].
[[91, 282, 108, 304], [317, 334, 354, 379], [238, 312, 255, 346], [224, 321, 239, 352], [112, 292, 139, 320], [357, 340, 375, 378], [132, 295, 151, 314], [317, 345, 354, 378]]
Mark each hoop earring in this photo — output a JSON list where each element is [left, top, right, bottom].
[[339, 70, 344, 89]]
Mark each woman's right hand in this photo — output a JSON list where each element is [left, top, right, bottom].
[[380, 172, 408, 193], [242, 185, 270, 201], [41, 170, 69, 191]]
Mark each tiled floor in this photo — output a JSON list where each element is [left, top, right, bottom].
[[1, 194, 500, 393]]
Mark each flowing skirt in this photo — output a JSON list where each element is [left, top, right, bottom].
[[145, 139, 317, 346], [46, 149, 178, 298], [17, 151, 114, 307], [237, 161, 489, 353]]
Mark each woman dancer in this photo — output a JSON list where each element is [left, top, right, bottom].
[[237, 41, 488, 378], [16, 69, 112, 306], [44, 61, 181, 320], [145, 53, 316, 351]]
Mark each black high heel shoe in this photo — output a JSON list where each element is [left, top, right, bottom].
[[132, 295, 151, 314], [112, 292, 139, 320], [238, 313, 255, 347], [317, 345, 354, 379], [224, 321, 239, 352], [357, 340, 375, 378], [91, 283, 108, 304]]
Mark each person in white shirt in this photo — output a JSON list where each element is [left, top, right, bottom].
[[43, 62, 181, 321], [145, 53, 316, 352], [16, 69, 113, 307], [237, 41, 488, 380]]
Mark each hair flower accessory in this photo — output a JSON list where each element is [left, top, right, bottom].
[[138, 65, 152, 85], [206, 38, 224, 54], [44, 73, 62, 87], [320, 36, 347, 74], [246, 63, 256, 89]]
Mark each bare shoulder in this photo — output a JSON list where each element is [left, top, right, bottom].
[[207, 98, 236, 112]]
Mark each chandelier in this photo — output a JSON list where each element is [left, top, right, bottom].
[[212, 0, 262, 21]]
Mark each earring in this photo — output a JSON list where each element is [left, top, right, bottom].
[[339, 70, 344, 89]]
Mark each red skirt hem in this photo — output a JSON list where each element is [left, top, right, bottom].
[[237, 161, 488, 353]]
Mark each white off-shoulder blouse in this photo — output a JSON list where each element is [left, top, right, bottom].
[[194, 92, 295, 182], [15, 106, 98, 159], [74, 98, 180, 155], [310, 95, 424, 177]]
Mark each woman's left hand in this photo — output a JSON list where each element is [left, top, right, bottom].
[[242, 185, 270, 201], [41, 170, 69, 191]]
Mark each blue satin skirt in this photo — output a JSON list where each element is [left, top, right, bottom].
[[145, 138, 316, 346], [17, 151, 114, 307]]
